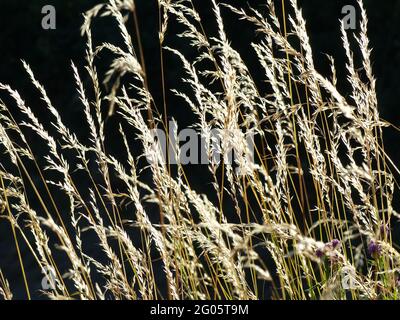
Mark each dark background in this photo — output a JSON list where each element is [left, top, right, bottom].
[[0, 0, 399, 299]]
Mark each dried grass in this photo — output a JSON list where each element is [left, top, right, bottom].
[[0, 0, 399, 300]]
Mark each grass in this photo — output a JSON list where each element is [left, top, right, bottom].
[[0, 0, 399, 300]]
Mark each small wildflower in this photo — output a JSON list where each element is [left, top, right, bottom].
[[331, 239, 340, 249], [316, 248, 324, 258], [368, 241, 382, 258]]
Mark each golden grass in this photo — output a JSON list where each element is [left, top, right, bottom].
[[0, 0, 399, 300]]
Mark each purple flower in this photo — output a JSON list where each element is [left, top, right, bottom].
[[316, 248, 324, 258], [331, 239, 340, 248], [368, 241, 382, 258]]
